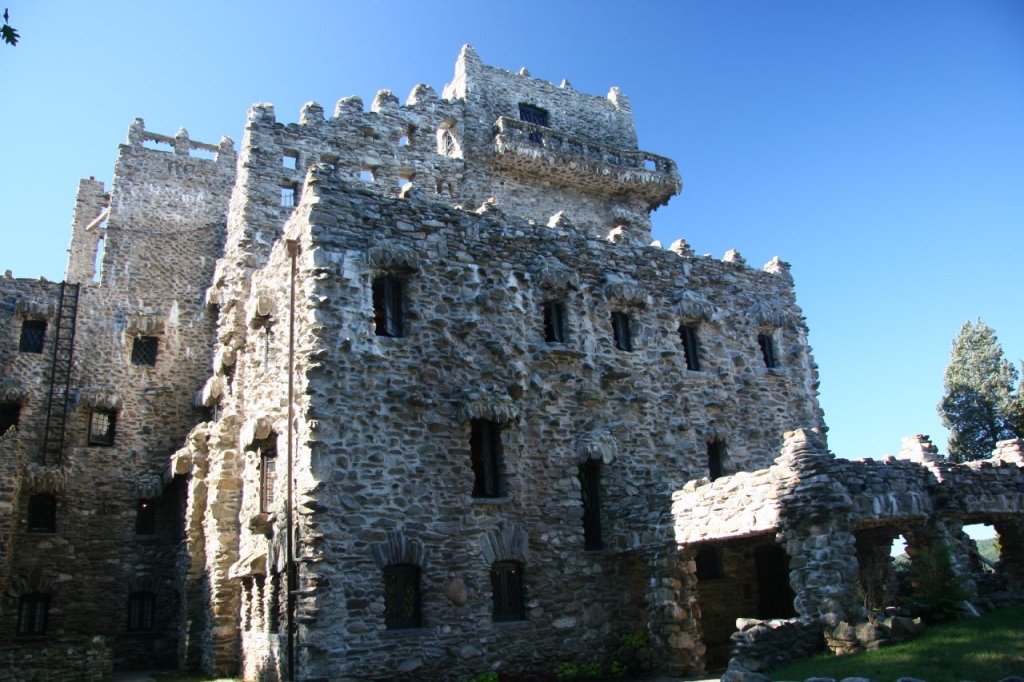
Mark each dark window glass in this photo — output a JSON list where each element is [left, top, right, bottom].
[[372, 276, 404, 338], [131, 336, 158, 366], [127, 591, 155, 631], [27, 493, 56, 533], [17, 593, 49, 636], [259, 439, 278, 513], [490, 561, 525, 621], [758, 333, 777, 368], [542, 301, 566, 343], [19, 320, 46, 353], [470, 419, 501, 498], [383, 564, 421, 629], [136, 499, 156, 535], [579, 459, 603, 551], [518, 104, 548, 143], [0, 402, 20, 436], [708, 440, 727, 482], [88, 410, 116, 446], [695, 545, 723, 580], [680, 324, 700, 371], [611, 312, 632, 351]]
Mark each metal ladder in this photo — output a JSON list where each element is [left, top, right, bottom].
[[41, 282, 80, 466]]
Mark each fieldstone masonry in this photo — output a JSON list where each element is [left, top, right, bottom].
[[1, 46, 1021, 681]]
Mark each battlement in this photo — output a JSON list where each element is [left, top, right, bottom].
[[126, 118, 235, 163]]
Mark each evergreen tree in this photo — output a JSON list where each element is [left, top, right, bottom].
[[938, 320, 1022, 461]]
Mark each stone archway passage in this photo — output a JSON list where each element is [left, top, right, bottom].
[[754, 544, 796, 619]]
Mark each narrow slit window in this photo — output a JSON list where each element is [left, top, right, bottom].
[[19, 320, 46, 353], [27, 493, 56, 533], [17, 593, 49, 636], [131, 336, 159, 366], [383, 564, 421, 630], [542, 301, 566, 343], [372, 276, 404, 338], [680, 324, 700, 371], [88, 410, 116, 446], [490, 561, 525, 621], [758, 333, 777, 368], [611, 311, 632, 351], [470, 419, 502, 498], [579, 459, 602, 551]]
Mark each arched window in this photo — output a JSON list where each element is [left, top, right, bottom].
[[383, 564, 421, 629], [490, 560, 525, 621], [695, 545, 722, 580]]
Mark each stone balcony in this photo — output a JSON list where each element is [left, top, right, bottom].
[[490, 117, 682, 209]]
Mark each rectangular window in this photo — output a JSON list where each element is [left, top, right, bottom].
[[0, 402, 20, 435], [758, 333, 777, 368], [281, 185, 297, 207], [490, 561, 525, 621], [708, 440, 727, 482], [127, 592, 155, 631], [372, 276, 404, 338], [282, 151, 298, 169], [383, 564, 421, 630], [542, 301, 566, 343], [19, 320, 46, 353], [17, 593, 49, 636], [518, 103, 548, 144], [131, 336, 158, 366], [27, 494, 56, 533], [136, 499, 156, 535], [611, 311, 632, 351], [680, 324, 700, 371], [88, 410, 116, 446], [470, 419, 502, 498]]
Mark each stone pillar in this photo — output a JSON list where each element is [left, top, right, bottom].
[[903, 518, 976, 610], [854, 527, 901, 611], [644, 544, 706, 676]]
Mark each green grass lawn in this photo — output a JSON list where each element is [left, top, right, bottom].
[[770, 607, 1024, 682]]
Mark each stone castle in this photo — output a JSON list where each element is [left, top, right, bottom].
[[1, 46, 1022, 681]]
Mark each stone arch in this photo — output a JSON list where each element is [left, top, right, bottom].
[[481, 523, 529, 565], [371, 531, 428, 570], [6, 567, 56, 598]]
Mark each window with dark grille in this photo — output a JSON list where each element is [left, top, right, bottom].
[[758, 333, 777, 368], [259, 438, 278, 513], [708, 440, 727, 482], [518, 103, 548, 143], [490, 561, 525, 621], [0, 402, 20, 436], [17, 593, 48, 636], [695, 545, 723, 580], [88, 410, 116, 446], [579, 459, 603, 551], [611, 311, 632, 351], [542, 301, 566, 343], [470, 419, 502, 498], [280, 185, 297, 207], [131, 336, 158, 366], [127, 591, 156, 631], [372, 276, 404, 338], [679, 324, 700, 371], [27, 493, 56, 533], [383, 564, 421, 629], [19, 320, 46, 353], [136, 499, 156, 535]]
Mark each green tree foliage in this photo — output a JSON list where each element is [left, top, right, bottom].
[[938, 320, 1023, 461], [2, 8, 18, 47]]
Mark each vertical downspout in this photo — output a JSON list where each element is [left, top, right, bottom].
[[286, 239, 299, 681]]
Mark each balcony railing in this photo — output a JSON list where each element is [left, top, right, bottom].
[[491, 117, 682, 208]]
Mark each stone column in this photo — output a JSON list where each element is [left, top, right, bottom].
[[644, 544, 706, 676]]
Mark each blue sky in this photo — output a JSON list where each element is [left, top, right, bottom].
[[2, 0, 1022, 464]]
